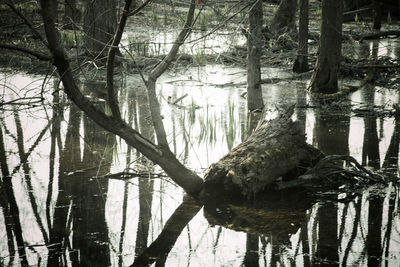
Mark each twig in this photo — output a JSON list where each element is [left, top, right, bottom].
[[128, 0, 153, 16], [172, 93, 188, 104]]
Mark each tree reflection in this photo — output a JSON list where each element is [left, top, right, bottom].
[[243, 233, 259, 267], [313, 102, 351, 265], [48, 80, 115, 266], [134, 87, 155, 257], [0, 126, 29, 266], [361, 85, 380, 168], [131, 196, 202, 267], [48, 102, 81, 266]]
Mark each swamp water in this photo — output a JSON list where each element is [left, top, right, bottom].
[[1, 63, 400, 267]]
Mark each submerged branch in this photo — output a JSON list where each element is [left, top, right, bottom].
[[313, 155, 385, 183]]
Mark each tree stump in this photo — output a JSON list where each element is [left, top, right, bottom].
[[203, 107, 324, 198]]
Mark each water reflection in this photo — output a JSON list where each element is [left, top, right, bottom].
[[48, 80, 115, 266], [1, 65, 400, 266]]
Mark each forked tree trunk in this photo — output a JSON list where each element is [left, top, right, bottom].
[[247, 0, 264, 111], [293, 0, 309, 73], [308, 0, 343, 94]]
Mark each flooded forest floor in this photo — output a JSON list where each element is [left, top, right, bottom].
[[1, 0, 400, 266]]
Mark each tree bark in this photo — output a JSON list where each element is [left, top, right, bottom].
[[308, 0, 343, 94], [269, 0, 297, 36], [204, 107, 324, 198], [83, 0, 117, 58], [247, 0, 264, 112], [293, 0, 309, 73], [39, 0, 204, 196]]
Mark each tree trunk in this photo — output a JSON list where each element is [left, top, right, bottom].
[[372, 0, 382, 30], [308, 0, 343, 94], [293, 0, 309, 73], [83, 0, 117, 58], [269, 0, 297, 36], [204, 107, 324, 198], [247, 0, 264, 112], [40, 0, 205, 196]]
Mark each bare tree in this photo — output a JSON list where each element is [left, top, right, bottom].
[[308, 0, 343, 94], [293, 0, 309, 73], [247, 0, 264, 112], [37, 0, 204, 196]]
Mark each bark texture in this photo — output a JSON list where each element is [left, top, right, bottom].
[[308, 0, 343, 94], [39, 0, 204, 196], [204, 107, 324, 198], [293, 0, 309, 73], [247, 0, 264, 111], [83, 0, 117, 57], [270, 0, 297, 35]]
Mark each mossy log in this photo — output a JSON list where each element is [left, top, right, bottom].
[[204, 107, 324, 198]]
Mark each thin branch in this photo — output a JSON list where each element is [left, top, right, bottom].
[[146, 0, 197, 148], [149, 1, 196, 80], [13, 108, 49, 244], [186, 1, 252, 45], [106, 0, 134, 120], [128, 0, 153, 17], [39, 0, 204, 195], [0, 43, 52, 61], [11, 120, 51, 176]]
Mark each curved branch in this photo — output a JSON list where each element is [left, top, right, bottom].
[[106, 0, 134, 120], [0, 43, 52, 61], [39, 0, 204, 195], [146, 0, 197, 148], [128, 0, 153, 17]]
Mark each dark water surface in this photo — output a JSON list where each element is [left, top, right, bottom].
[[1, 62, 399, 266]]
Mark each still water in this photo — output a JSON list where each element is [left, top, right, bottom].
[[0, 63, 399, 266]]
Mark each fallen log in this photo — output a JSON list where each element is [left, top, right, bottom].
[[203, 106, 324, 199], [359, 30, 400, 41]]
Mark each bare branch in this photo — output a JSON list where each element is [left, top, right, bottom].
[[0, 43, 52, 61], [106, 0, 134, 120], [128, 0, 153, 17], [146, 0, 197, 148], [39, 0, 204, 195]]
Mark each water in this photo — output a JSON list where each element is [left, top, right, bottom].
[[1, 62, 400, 266], [122, 28, 246, 57]]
